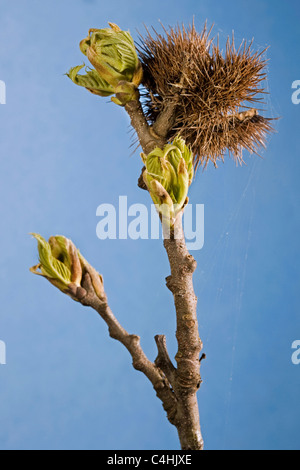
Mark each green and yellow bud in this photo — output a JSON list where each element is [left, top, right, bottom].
[[141, 136, 194, 226], [79, 23, 143, 88], [78, 252, 105, 300], [66, 64, 114, 97], [30, 234, 82, 295], [30, 234, 105, 301], [111, 81, 140, 106]]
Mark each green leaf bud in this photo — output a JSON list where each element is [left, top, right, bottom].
[[79, 23, 143, 88], [30, 234, 105, 301], [66, 64, 114, 97], [111, 81, 140, 106], [30, 234, 81, 295], [141, 136, 194, 226]]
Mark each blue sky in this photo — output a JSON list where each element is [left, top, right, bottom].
[[0, 0, 299, 450]]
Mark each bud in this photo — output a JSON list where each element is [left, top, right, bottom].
[[79, 23, 143, 88], [172, 136, 194, 184], [30, 234, 105, 301], [111, 81, 140, 106], [141, 136, 194, 226], [30, 234, 81, 295], [66, 64, 114, 97], [77, 252, 105, 301]]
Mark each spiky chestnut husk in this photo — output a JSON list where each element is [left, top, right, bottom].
[[138, 22, 274, 169]]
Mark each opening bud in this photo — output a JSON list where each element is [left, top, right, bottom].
[[111, 81, 140, 106], [66, 64, 114, 97], [30, 234, 105, 302], [79, 23, 143, 88], [141, 136, 194, 227]]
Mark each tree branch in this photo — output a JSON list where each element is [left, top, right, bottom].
[[151, 72, 186, 140], [125, 93, 205, 450], [125, 99, 166, 155], [163, 215, 204, 451], [125, 78, 185, 191], [79, 272, 178, 426], [152, 100, 178, 140], [125, 99, 167, 191], [155, 335, 176, 386]]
